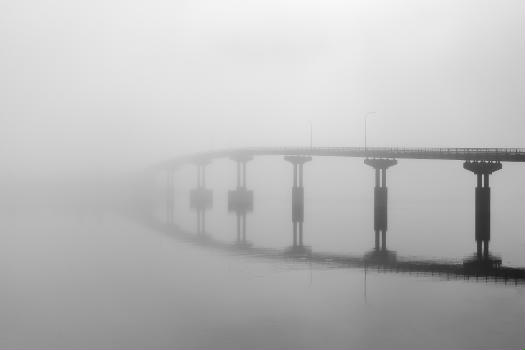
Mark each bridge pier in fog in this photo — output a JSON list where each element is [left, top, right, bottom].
[[364, 158, 397, 251], [190, 160, 213, 235], [228, 155, 254, 246], [463, 161, 502, 263], [284, 155, 312, 253], [165, 169, 175, 225]]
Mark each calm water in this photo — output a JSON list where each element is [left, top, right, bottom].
[[1, 208, 523, 349]]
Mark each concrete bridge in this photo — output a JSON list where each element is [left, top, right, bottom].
[[149, 147, 525, 278]]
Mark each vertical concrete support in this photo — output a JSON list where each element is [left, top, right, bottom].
[[228, 154, 254, 244], [190, 159, 213, 235], [292, 186, 304, 245], [375, 187, 387, 249], [463, 161, 502, 260], [364, 158, 397, 251], [284, 155, 312, 249]]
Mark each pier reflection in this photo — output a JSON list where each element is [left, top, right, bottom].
[[142, 214, 525, 285]]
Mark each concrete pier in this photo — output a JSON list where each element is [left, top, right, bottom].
[[284, 155, 312, 253], [190, 160, 213, 235], [228, 155, 254, 245], [463, 161, 502, 261], [364, 158, 397, 251]]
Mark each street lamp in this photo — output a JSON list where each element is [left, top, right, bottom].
[[364, 112, 376, 154]]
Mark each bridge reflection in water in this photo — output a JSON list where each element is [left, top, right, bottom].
[[149, 147, 525, 284], [141, 215, 524, 285]]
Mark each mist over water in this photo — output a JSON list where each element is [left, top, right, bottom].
[[1, 0, 524, 349], [2, 205, 524, 349]]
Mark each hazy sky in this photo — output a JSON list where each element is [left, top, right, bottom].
[[1, 0, 523, 177]]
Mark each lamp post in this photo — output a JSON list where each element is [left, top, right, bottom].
[[364, 112, 376, 155]]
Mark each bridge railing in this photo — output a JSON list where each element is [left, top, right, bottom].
[[240, 146, 524, 153], [262, 147, 525, 154]]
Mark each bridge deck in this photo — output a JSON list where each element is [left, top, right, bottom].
[[157, 147, 525, 169]]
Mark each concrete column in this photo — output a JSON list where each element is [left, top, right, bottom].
[[463, 161, 502, 260], [299, 222, 303, 246], [475, 185, 490, 257], [477, 240, 482, 258], [228, 154, 254, 245], [299, 163, 304, 187], [285, 155, 312, 251], [190, 160, 212, 235], [374, 187, 387, 249], [293, 221, 297, 247], [242, 213, 247, 242], [236, 214, 241, 241], [201, 210, 206, 234], [242, 162, 247, 188], [293, 164, 298, 187], [196, 211, 201, 234], [364, 158, 397, 251], [196, 165, 202, 188], [237, 162, 241, 188]]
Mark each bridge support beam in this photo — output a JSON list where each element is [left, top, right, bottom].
[[463, 161, 502, 261], [190, 160, 213, 235], [228, 155, 254, 246], [364, 158, 397, 251], [285, 155, 312, 252]]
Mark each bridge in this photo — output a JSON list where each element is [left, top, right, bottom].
[[145, 147, 525, 282], [154, 147, 525, 168]]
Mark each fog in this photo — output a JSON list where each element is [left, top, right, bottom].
[[1, 0, 524, 349], [2, 0, 523, 174]]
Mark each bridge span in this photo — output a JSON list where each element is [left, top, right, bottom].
[[155, 147, 525, 169], [148, 146, 524, 277]]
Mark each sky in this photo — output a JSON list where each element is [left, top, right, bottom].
[[1, 0, 523, 177]]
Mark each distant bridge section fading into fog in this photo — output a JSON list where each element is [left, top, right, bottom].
[[146, 147, 525, 282]]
